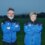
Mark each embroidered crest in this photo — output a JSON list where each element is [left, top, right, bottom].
[[7, 26, 10, 30]]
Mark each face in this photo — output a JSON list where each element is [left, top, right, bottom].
[[30, 14, 37, 22], [7, 10, 15, 17]]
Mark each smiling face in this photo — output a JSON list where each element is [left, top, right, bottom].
[[30, 14, 37, 22]]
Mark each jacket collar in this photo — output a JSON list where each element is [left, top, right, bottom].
[[29, 19, 38, 24], [5, 16, 16, 22]]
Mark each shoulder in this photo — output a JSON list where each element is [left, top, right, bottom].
[[24, 21, 31, 26], [37, 21, 42, 24], [14, 20, 20, 26], [37, 21, 42, 26]]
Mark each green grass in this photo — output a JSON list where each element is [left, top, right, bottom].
[[0, 18, 45, 45]]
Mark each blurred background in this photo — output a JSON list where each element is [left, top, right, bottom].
[[0, 0, 45, 15], [0, 0, 45, 45]]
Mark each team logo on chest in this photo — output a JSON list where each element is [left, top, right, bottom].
[[6, 22, 11, 30], [15, 25, 19, 27], [7, 26, 10, 30], [7, 23, 10, 25], [28, 23, 32, 27]]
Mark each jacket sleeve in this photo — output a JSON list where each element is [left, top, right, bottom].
[[1, 22, 11, 33], [24, 24, 31, 33], [34, 24, 43, 32], [15, 24, 20, 32]]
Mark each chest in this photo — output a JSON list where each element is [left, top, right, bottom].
[[28, 24, 39, 30], [4, 21, 17, 30]]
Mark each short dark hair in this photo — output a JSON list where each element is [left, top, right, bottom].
[[8, 8, 15, 11]]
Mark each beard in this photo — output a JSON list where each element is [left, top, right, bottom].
[[7, 15, 14, 20]]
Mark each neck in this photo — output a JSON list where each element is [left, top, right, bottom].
[[30, 20, 37, 24], [32, 21, 35, 23]]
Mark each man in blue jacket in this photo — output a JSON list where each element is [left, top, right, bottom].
[[24, 12, 42, 45], [1, 8, 20, 45]]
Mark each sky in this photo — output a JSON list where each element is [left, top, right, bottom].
[[0, 0, 45, 15]]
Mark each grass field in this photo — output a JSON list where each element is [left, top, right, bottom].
[[0, 18, 45, 45]]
